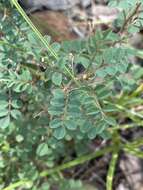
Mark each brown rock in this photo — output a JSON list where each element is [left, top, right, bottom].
[[30, 11, 77, 41]]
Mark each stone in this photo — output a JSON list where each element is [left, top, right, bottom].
[[19, 0, 91, 11], [30, 11, 77, 41], [80, 0, 91, 7]]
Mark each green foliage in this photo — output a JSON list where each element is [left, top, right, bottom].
[[1, 0, 143, 190], [109, 0, 143, 33]]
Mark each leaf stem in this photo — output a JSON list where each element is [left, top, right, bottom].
[[120, 2, 141, 33]]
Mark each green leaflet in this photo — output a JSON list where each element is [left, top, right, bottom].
[[80, 120, 92, 133], [0, 109, 9, 117], [64, 119, 78, 130], [53, 127, 66, 140], [49, 118, 62, 129], [0, 116, 10, 129], [52, 72, 62, 86], [10, 109, 22, 119], [104, 116, 117, 126], [88, 127, 97, 139], [0, 101, 9, 109], [36, 143, 51, 157]]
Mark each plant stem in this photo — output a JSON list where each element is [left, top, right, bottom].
[[130, 83, 143, 97], [124, 147, 143, 159], [2, 180, 32, 190], [40, 145, 115, 177], [106, 131, 120, 190], [123, 137, 143, 159], [106, 151, 119, 190], [110, 121, 143, 131], [40, 137, 143, 178], [125, 137, 143, 148], [11, 0, 58, 60]]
